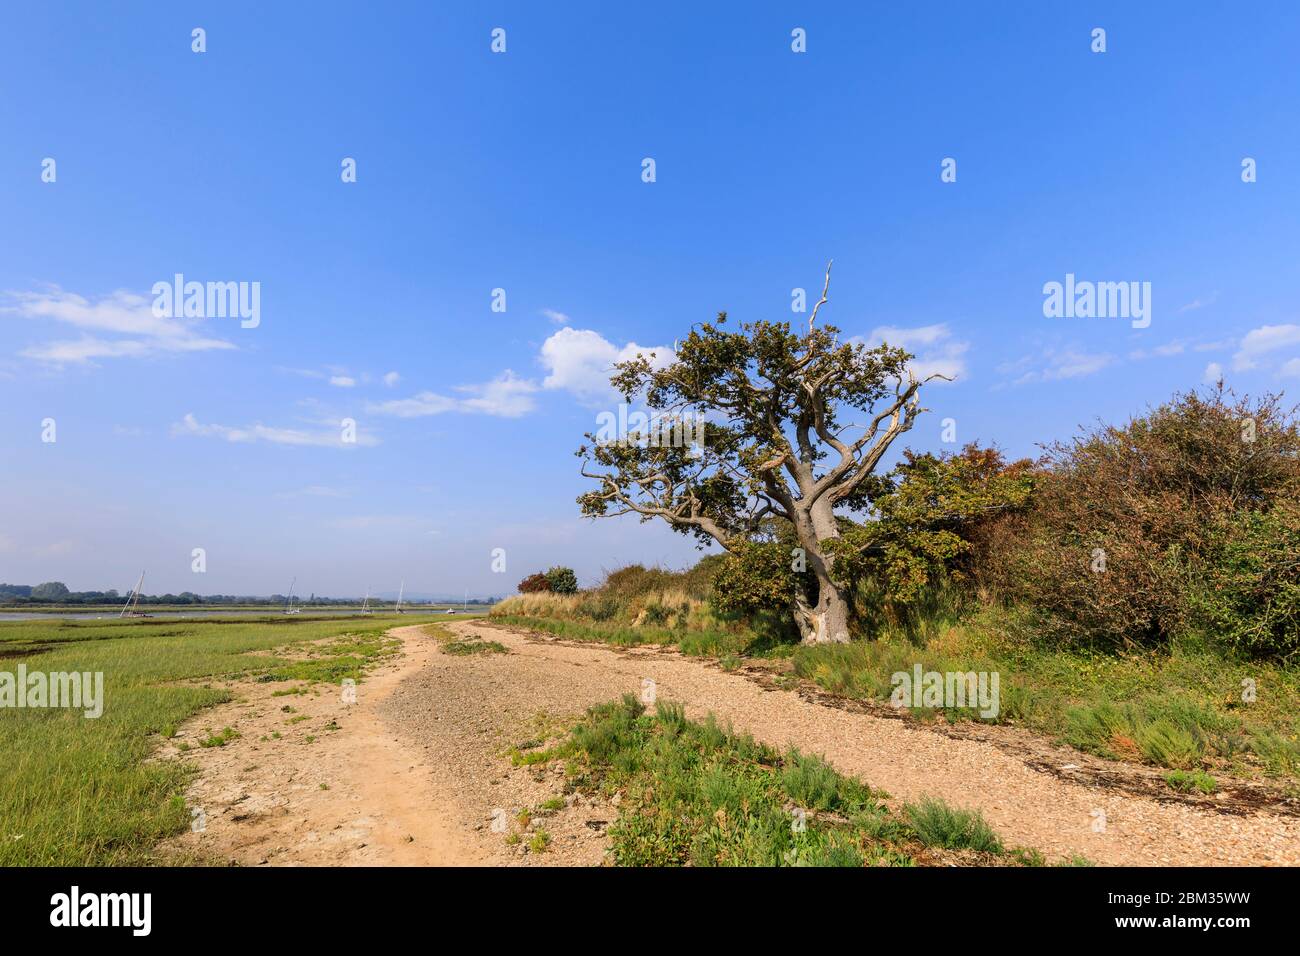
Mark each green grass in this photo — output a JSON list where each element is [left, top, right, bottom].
[[0, 614, 406, 865], [790, 606, 1300, 785], [442, 639, 508, 656], [197, 726, 240, 748], [1165, 769, 1218, 794], [528, 694, 1029, 867], [904, 797, 1004, 853], [497, 594, 1300, 788], [490, 614, 777, 658]]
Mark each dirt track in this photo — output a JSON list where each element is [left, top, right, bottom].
[[166, 621, 1300, 866]]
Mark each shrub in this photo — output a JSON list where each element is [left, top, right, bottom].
[[1000, 387, 1300, 654], [544, 566, 579, 595], [1190, 500, 1300, 659], [518, 572, 551, 594]]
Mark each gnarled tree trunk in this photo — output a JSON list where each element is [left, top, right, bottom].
[[794, 577, 852, 644]]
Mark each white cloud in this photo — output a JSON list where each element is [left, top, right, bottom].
[[366, 393, 456, 418], [1281, 358, 1300, 378], [539, 327, 673, 402], [4, 287, 236, 364], [1178, 292, 1218, 314], [329, 375, 356, 388], [1203, 362, 1224, 384], [367, 370, 538, 419], [1232, 324, 1300, 371], [998, 347, 1116, 385], [1129, 341, 1186, 360], [867, 323, 949, 350], [454, 370, 539, 417], [383, 371, 401, 387], [171, 412, 377, 447], [857, 323, 969, 384], [542, 309, 571, 324]]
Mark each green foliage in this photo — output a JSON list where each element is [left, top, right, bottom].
[[903, 797, 1003, 853], [558, 697, 907, 866], [707, 446, 1032, 634], [544, 566, 579, 595], [30, 581, 71, 601], [1165, 770, 1217, 794], [442, 639, 508, 656], [544, 696, 1039, 866], [710, 539, 800, 616], [841, 445, 1034, 595], [1001, 386, 1300, 656], [1191, 500, 1300, 658]]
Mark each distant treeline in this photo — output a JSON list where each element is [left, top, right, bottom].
[[0, 582, 500, 607]]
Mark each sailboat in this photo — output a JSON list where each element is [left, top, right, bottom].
[[284, 577, 301, 615], [361, 585, 372, 615], [119, 571, 152, 618], [394, 579, 404, 615]]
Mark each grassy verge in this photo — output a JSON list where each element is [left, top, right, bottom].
[[518, 694, 1070, 866], [490, 613, 787, 658], [0, 615, 405, 865], [494, 595, 1300, 788], [791, 606, 1300, 787]]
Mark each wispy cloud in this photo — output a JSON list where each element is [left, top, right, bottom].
[[1177, 292, 1219, 314], [1231, 324, 1300, 371], [171, 412, 377, 447], [542, 308, 571, 324], [329, 375, 356, 388], [998, 347, 1116, 385], [4, 287, 236, 364], [1128, 341, 1186, 360], [853, 323, 969, 384], [367, 370, 538, 418], [382, 371, 400, 387]]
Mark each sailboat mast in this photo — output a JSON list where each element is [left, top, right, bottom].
[[396, 579, 404, 613], [120, 571, 144, 618], [286, 577, 296, 613]]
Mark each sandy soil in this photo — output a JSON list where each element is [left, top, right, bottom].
[[163, 620, 1300, 866]]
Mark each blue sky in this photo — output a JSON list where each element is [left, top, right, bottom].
[[3, 2, 1299, 597]]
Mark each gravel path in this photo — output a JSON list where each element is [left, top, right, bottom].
[[383, 620, 1300, 866]]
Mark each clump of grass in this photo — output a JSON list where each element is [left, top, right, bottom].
[[198, 727, 240, 749], [903, 797, 1004, 853], [534, 694, 1031, 867], [537, 797, 565, 812], [529, 829, 551, 853], [1165, 769, 1218, 794], [442, 639, 508, 656]]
